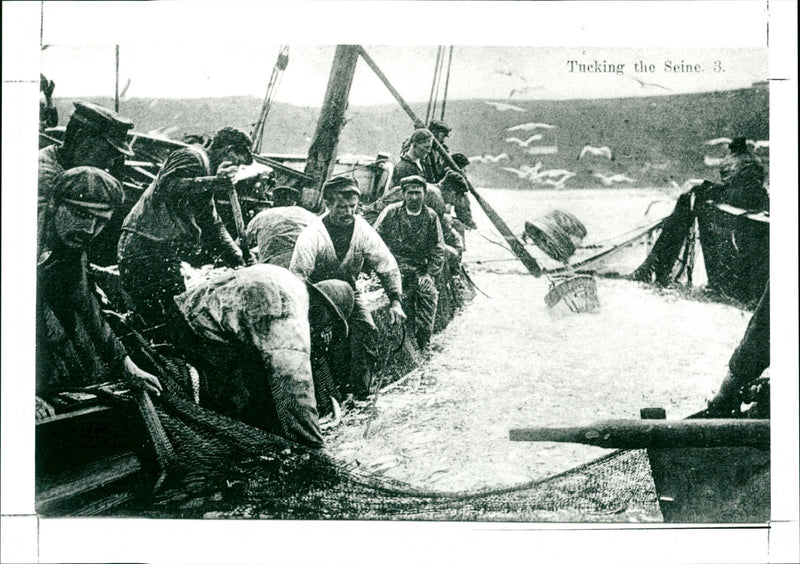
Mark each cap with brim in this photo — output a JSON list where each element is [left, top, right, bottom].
[[429, 120, 451, 133], [323, 176, 361, 199], [307, 280, 354, 337], [400, 175, 427, 189], [72, 101, 135, 157]]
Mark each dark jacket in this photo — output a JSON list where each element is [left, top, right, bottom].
[[373, 202, 445, 277]]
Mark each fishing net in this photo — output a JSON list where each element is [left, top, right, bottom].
[[87, 267, 659, 521]]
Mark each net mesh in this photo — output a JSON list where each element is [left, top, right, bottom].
[[104, 329, 659, 521], [91, 267, 659, 521]]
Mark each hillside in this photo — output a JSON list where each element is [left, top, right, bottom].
[[52, 84, 768, 190]]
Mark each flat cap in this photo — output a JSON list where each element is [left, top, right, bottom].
[[400, 175, 427, 189], [428, 120, 451, 133], [323, 176, 361, 199], [71, 101, 135, 157]]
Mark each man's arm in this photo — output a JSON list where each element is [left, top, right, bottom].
[[289, 225, 321, 282], [424, 211, 446, 278], [198, 200, 245, 267]]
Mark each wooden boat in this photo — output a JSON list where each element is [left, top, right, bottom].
[[35, 45, 474, 516]]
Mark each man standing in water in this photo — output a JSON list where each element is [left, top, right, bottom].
[[374, 175, 445, 351], [290, 176, 406, 400]]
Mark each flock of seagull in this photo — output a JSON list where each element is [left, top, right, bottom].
[[470, 103, 770, 189]]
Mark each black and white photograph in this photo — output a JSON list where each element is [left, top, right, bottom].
[[2, 1, 798, 562]]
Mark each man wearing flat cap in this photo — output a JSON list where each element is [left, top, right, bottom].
[[118, 126, 252, 328], [717, 136, 769, 211], [39, 101, 135, 216], [36, 167, 162, 420], [374, 175, 445, 351], [246, 186, 316, 268], [291, 176, 406, 400]]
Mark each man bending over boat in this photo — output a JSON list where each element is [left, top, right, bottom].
[[290, 176, 406, 400], [167, 265, 354, 448], [246, 186, 316, 268], [36, 167, 162, 420], [374, 175, 445, 351], [117, 127, 251, 328]]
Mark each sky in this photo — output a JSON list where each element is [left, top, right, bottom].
[[35, 2, 770, 106], [41, 44, 768, 106]]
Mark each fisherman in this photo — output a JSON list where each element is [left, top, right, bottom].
[[363, 176, 463, 272], [36, 167, 162, 420], [425, 120, 452, 182], [707, 282, 770, 417], [39, 101, 134, 209], [117, 127, 251, 328], [391, 128, 436, 188], [290, 176, 406, 400], [439, 153, 476, 230], [168, 265, 354, 448], [245, 186, 316, 268], [715, 136, 769, 211], [374, 175, 445, 351]]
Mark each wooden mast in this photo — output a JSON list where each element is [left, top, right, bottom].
[[301, 45, 360, 212]]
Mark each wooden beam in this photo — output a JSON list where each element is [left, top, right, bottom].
[[509, 418, 770, 449], [301, 45, 360, 212]]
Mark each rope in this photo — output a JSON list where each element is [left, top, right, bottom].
[[440, 46, 454, 120], [252, 45, 289, 154], [425, 47, 444, 125]]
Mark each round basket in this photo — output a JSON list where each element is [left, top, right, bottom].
[[524, 210, 587, 263]]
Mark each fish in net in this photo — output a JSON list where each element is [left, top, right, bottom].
[[107, 325, 659, 521]]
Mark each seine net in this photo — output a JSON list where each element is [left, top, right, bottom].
[[111, 326, 659, 521]]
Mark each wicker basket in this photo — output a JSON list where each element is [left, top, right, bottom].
[[545, 274, 600, 313]]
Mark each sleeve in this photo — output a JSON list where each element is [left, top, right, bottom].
[[289, 225, 319, 282], [198, 199, 244, 267], [425, 212, 446, 278], [250, 314, 323, 448], [362, 221, 402, 301], [82, 257, 128, 377]]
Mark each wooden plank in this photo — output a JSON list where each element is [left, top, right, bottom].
[[36, 450, 142, 512], [509, 418, 770, 449]]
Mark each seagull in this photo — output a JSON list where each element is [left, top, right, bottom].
[[491, 69, 526, 82], [509, 85, 545, 99], [505, 134, 543, 147], [484, 101, 526, 112], [625, 74, 671, 91], [594, 173, 635, 186], [704, 137, 732, 146], [502, 167, 532, 179], [748, 139, 769, 151], [578, 145, 613, 160], [541, 177, 573, 189], [519, 162, 543, 176], [468, 153, 510, 163], [704, 155, 724, 166], [507, 122, 556, 132], [537, 168, 575, 180]]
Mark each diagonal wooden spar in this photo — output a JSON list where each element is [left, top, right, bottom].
[[356, 45, 542, 277]]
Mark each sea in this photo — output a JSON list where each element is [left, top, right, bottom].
[[323, 187, 754, 504]]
